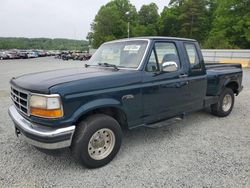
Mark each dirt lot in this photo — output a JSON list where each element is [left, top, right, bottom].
[[0, 57, 249, 187]]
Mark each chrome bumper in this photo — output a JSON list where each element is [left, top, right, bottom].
[[8, 105, 75, 149]]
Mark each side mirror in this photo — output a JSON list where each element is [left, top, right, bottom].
[[162, 61, 178, 72]]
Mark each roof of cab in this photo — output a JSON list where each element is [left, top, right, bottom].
[[105, 36, 197, 43]]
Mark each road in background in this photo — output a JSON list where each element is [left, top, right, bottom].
[[0, 57, 249, 187]]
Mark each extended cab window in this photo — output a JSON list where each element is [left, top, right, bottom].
[[185, 43, 201, 69], [146, 42, 180, 72]]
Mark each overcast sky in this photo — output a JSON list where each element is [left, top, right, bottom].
[[0, 0, 170, 40]]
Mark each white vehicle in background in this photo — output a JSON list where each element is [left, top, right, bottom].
[[27, 51, 38, 58], [0, 51, 9, 60]]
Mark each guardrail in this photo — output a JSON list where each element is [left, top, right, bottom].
[[202, 49, 250, 63]]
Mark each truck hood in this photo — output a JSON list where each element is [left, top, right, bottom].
[[10, 67, 125, 94]]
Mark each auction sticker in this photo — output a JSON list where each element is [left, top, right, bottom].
[[124, 45, 141, 51]]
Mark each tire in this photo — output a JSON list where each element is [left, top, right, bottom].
[[211, 88, 235, 117], [71, 114, 122, 168]]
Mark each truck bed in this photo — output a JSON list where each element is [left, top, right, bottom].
[[205, 63, 243, 96]]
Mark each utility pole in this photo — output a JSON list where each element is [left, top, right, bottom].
[[125, 11, 130, 38], [127, 22, 130, 38], [190, 11, 194, 38]]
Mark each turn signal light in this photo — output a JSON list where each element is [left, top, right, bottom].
[[30, 107, 63, 118]]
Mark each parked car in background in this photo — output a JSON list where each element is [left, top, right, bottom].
[[0, 51, 9, 60], [6, 51, 20, 59], [18, 50, 28, 59], [73, 53, 92, 61], [46, 51, 55, 56], [61, 51, 72, 60], [83, 53, 92, 60], [27, 51, 38, 58], [38, 50, 47, 57]]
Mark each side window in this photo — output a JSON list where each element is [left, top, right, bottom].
[[146, 42, 180, 72], [146, 50, 159, 72], [155, 42, 180, 72], [185, 43, 201, 69]]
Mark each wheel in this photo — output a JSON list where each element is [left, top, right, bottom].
[[211, 88, 235, 117], [71, 114, 122, 168], [0, 57, 3, 60]]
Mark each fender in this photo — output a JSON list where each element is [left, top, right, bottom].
[[220, 76, 239, 94], [70, 98, 124, 122]]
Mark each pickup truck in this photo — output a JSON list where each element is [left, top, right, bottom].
[[8, 37, 243, 168]]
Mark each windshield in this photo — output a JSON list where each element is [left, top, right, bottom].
[[88, 40, 148, 69]]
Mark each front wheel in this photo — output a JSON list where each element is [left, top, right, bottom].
[[71, 114, 122, 168], [211, 88, 235, 117]]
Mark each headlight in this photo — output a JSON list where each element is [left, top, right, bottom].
[[29, 94, 63, 118]]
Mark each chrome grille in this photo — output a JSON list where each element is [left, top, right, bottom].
[[11, 86, 29, 116]]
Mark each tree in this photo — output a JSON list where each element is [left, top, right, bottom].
[[158, 6, 181, 37], [89, 0, 137, 48], [88, 0, 250, 49], [159, 0, 213, 43], [133, 3, 160, 36], [0, 38, 88, 50], [178, 0, 210, 43], [138, 3, 159, 26], [205, 0, 250, 49]]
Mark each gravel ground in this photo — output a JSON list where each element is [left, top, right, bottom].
[[0, 57, 249, 188]]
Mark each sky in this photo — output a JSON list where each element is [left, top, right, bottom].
[[0, 0, 170, 40]]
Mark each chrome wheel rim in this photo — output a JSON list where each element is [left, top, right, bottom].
[[88, 128, 115, 160], [222, 94, 232, 112]]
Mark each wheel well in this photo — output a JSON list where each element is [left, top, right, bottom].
[[75, 107, 128, 130], [225, 82, 239, 94]]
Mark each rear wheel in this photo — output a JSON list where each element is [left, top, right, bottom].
[[71, 114, 122, 168], [211, 88, 235, 117]]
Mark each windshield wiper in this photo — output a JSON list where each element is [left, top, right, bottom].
[[98, 63, 119, 70]]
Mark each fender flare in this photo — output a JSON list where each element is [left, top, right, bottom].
[[71, 98, 124, 123]]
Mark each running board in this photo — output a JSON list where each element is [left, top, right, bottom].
[[144, 115, 184, 129]]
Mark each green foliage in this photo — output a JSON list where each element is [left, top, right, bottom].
[[178, 0, 209, 42], [89, 0, 249, 49], [159, 0, 212, 44], [0, 38, 89, 50], [138, 3, 159, 25], [89, 0, 137, 48], [205, 0, 250, 49], [134, 3, 159, 36], [158, 6, 181, 37]]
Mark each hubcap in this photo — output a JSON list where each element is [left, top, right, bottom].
[[222, 94, 232, 112], [88, 128, 115, 160]]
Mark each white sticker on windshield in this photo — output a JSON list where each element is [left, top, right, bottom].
[[124, 45, 141, 51]]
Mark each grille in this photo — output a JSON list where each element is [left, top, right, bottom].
[[11, 86, 29, 116]]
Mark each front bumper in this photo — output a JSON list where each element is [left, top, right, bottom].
[[8, 105, 75, 149]]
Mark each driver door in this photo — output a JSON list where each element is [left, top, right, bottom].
[[142, 41, 189, 123]]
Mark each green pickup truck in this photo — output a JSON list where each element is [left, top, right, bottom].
[[9, 37, 243, 168]]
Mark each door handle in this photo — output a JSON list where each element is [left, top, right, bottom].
[[179, 74, 188, 78]]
